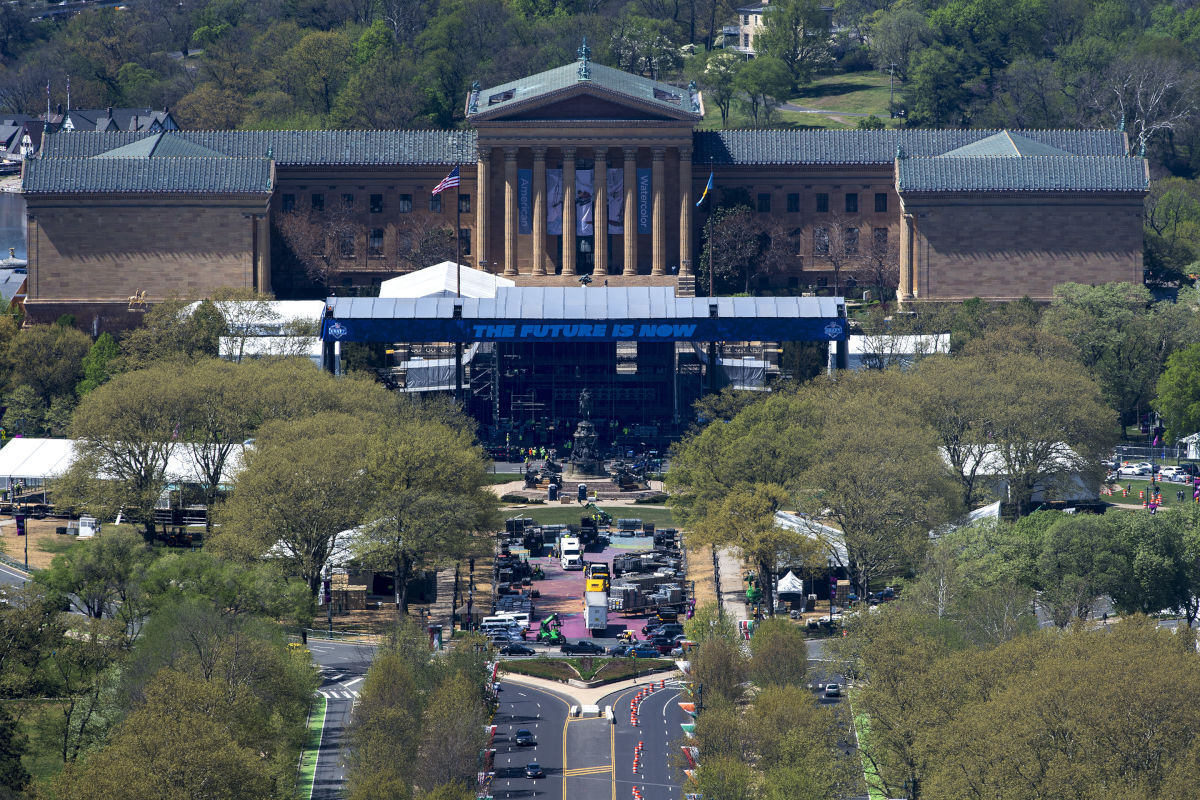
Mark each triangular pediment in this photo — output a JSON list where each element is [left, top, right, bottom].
[[468, 62, 702, 123]]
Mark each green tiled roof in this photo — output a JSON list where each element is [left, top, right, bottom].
[[938, 131, 1072, 158], [22, 157, 273, 194], [93, 131, 226, 159], [692, 129, 1126, 165], [38, 130, 475, 166], [896, 156, 1147, 193], [468, 62, 701, 119]]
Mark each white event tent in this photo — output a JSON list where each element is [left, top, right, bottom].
[[0, 437, 246, 491]]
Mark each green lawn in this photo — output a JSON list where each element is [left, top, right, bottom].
[[698, 71, 900, 132], [486, 472, 523, 485], [1108, 478, 1195, 508], [504, 505, 676, 527], [789, 72, 896, 116]]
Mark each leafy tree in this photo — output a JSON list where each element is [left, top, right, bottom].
[[37, 617, 123, 764], [689, 627, 748, 705], [867, 6, 931, 80], [0, 584, 67, 697], [56, 364, 187, 539], [414, 674, 489, 792], [799, 372, 961, 596], [76, 332, 120, 397], [757, 0, 832, 89], [689, 50, 741, 126], [697, 204, 772, 295], [749, 616, 809, 687], [3, 323, 91, 404], [688, 483, 821, 615], [903, 44, 972, 126], [37, 528, 157, 628], [668, 389, 822, 528], [688, 756, 754, 800], [748, 685, 846, 797], [0, 704, 29, 796], [1022, 513, 1126, 626], [211, 413, 372, 597], [1155, 342, 1200, 441], [276, 30, 353, 116], [981, 352, 1115, 511], [610, 14, 682, 80], [118, 297, 225, 370], [734, 55, 791, 124], [692, 697, 746, 762], [354, 417, 498, 615], [1044, 282, 1196, 433]]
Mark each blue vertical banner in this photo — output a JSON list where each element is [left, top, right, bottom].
[[636, 168, 652, 234], [518, 168, 532, 235]]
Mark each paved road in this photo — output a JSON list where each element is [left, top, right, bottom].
[[610, 681, 687, 800], [492, 681, 571, 799], [307, 639, 377, 800], [0, 560, 28, 587]]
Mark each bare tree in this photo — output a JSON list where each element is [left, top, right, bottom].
[[274, 206, 365, 289], [811, 212, 865, 296], [395, 211, 456, 272], [1091, 55, 1198, 155], [862, 226, 900, 301]]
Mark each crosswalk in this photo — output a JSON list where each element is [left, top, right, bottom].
[[316, 689, 359, 699]]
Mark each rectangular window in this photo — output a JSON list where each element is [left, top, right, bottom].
[[398, 194, 412, 213], [844, 227, 859, 255], [369, 228, 384, 257], [459, 228, 472, 255], [815, 193, 829, 213], [311, 192, 324, 211], [342, 193, 355, 209], [814, 227, 829, 256], [873, 227, 889, 253], [786, 193, 800, 213], [874, 192, 888, 213], [743, 33, 750, 47], [459, 194, 471, 214], [370, 193, 383, 213], [743, 14, 749, 24], [845, 193, 858, 213], [757, 193, 771, 213], [339, 231, 355, 257], [281, 193, 295, 213], [430, 194, 442, 213]]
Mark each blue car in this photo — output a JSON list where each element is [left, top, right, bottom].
[[629, 645, 660, 658]]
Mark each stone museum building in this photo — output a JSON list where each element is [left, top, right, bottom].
[[19, 49, 1148, 327]]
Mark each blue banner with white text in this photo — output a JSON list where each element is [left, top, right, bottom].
[[518, 168, 532, 235], [636, 168, 651, 235]]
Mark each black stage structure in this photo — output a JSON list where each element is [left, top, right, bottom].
[[321, 287, 847, 450]]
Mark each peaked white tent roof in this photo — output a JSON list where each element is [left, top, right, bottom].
[[378, 262, 516, 299]]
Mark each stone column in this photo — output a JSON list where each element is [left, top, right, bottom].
[[678, 147, 693, 275], [562, 147, 577, 276], [503, 147, 518, 276], [593, 147, 608, 276], [911, 215, 920, 297], [257, 214, 271, 293], [476, 147, 491, 272], [532, 147, 547, 275], [623, 146, 637, 275], [898, 212, 913, 301], [651, 147, 666, 276]]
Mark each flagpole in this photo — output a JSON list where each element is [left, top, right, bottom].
[[454, 135, 463, 404]]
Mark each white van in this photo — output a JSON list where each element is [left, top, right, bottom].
[[495, 612, 531, 630], [560, 536, 583, 570], [481, 616, 522, 633]]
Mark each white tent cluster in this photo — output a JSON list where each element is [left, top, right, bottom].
[[0, 437, 247, 491]]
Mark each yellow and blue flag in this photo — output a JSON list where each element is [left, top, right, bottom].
[[696, 171, 713, 207]]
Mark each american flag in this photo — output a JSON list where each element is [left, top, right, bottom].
[[431, 166, 460, 195]]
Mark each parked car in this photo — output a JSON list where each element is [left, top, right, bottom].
[[560, 640, 606, 656], [515, 728, 535, 746], [607, 644, 635, 657], [629, 644, 661, 658], [824, 683, 842, 698], [499, 643, 536, 656], [1160, 466, 1185, 481], [525, 763, 544, 779], [642, 622, 684, 637]]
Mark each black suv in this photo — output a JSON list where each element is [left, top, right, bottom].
[[643, 623, 684, 637], [560, 640, 606, 656]]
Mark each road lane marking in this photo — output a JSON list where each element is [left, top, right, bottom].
[[564, 766, 612, 776]]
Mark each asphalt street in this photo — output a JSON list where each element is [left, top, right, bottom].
[[492, 681, 572, 799], [0, 560, 28, 587], [609, 681, 688, 800], [307, 638, 377, 800]]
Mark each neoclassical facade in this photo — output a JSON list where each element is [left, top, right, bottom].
[[19, 53, 1147, 328]]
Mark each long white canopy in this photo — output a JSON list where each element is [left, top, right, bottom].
[[0, 437, 245, 487]]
